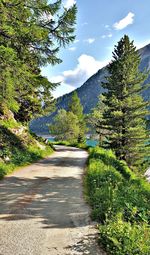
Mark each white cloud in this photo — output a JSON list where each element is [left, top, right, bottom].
[[64, 0, 76, 9], [74, 39, 80, 43], [52, 83, 75, 98], [84, 38, 95, 44], [52, 54, 108, 91], [63, 54, 107, 87], [50, 75, 64, 84], [101, 33, 112, 39], [113, 12, 135, 30], [43, 54, 108, 98], [50, 75, 75, 97], [68, 47, 76, 51]]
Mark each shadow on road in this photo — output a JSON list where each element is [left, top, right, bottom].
[[53, 146, 81, 152], [35, 156, 87, 168], [0, 174, 89, 229], [65, 234, 101, 255]]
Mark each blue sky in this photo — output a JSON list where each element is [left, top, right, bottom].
[[42, 0, 150, 98]]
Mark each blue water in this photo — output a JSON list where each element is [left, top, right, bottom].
[[86, 139, 98, 147], [48, 137, 55, 142], [48, 138, 98, 147]]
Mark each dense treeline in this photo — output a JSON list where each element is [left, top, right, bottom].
[[0, 0, 77, 122]]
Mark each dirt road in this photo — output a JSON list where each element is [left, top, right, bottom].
[[0, 146, 105, 255]]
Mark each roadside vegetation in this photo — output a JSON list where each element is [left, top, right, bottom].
[[85, 35, 150, 254], [52, 140, 89, 150], [0, 121, 53, 179], [86, 146, 150, 254]]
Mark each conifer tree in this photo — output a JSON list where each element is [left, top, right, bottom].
[[99, 35, 149, 166], [68, 91, 86, 143], [68, 91, 83, 119], [88, 95, 107, 146]]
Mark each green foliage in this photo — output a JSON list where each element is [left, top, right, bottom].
[[99, 215, 150, 255], [88, 95, 107, 145], [0, 125, 53, 179], [49, 109, 80, 142], [68, 91, 87, 142], [0, 0, 77, 122], [86, 147, 150, 253], [0, 46, 20, 112], [50, 92, 87, 143], [96, 35, 150, 166], [52, 140, 89, 149], [68, 91, 83, 119], [0, 1, 77, 180], [0, 145, 53, 179], [0, 118, 21, 129]]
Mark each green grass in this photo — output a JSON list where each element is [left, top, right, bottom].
[[86, 147, 150, 254], [0, 144, 53, 179], [52, 140, 90, 150], [0, 125, 53, 179]]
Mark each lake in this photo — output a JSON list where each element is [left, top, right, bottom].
[[48, 138, 98, 147]]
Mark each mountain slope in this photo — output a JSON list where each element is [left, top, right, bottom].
[[30, 44, 150, 135]]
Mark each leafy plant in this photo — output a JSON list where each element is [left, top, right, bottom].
[[99, 214, 150, 255], [86, 147, 150, 253]]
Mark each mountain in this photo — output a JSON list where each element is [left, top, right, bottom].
[[30, 44, 150, 135]]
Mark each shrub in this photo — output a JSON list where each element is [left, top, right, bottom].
[[99, 214, 150, 255], [86, 147, 150, 253]]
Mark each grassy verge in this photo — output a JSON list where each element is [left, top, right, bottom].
[[86, 147, 150, 254], [0, 144, 53, 179], [0, 125, 54, 179]]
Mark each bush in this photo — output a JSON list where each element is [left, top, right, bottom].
[[99, 214, 150, 255]]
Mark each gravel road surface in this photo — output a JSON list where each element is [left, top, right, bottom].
[[0, 146, 105, 255]]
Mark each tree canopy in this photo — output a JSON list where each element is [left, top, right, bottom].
[[68, 91, 86, 142], [49, 92, 86, 143], [49, 109, 80, 142], [68, 91, 83, 119], [0, 0, 77, 122]]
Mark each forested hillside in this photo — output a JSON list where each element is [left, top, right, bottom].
[[30, 43, 150, 135]]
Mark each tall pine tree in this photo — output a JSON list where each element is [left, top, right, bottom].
[[99, 35, 149, 167]]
